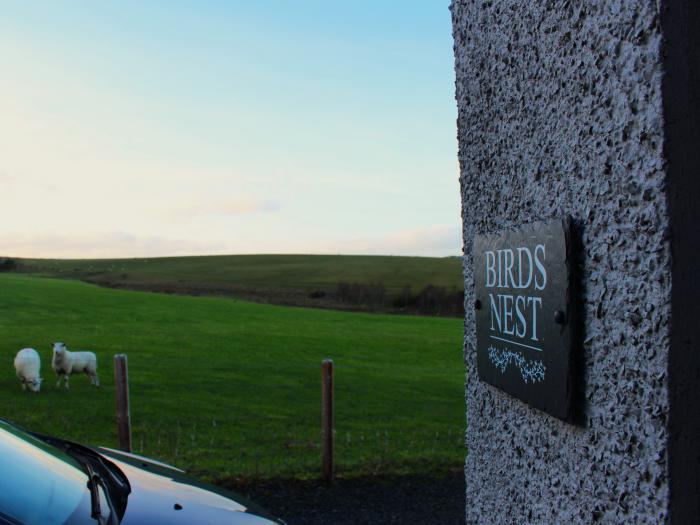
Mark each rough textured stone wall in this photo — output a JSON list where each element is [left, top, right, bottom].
[[452, 1, 672, 523]]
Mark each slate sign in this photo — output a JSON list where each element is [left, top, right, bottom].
[[474, 218, 574, 420]]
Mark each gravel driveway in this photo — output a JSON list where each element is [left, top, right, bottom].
[[221, 470, 465, 524]]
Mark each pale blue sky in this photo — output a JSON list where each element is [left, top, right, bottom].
[[0, 1, 459, 258]]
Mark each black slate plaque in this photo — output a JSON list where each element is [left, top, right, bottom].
[[474, 218, 574, 420]]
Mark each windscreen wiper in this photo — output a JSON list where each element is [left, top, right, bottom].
[[84, 461, 123, 525], [27, 432, 130, 521], [84, 463, 104, 523]]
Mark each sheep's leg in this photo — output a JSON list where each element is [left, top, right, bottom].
[[56, 374, 62, 388], [64, 374, 70, 389], [21, 381, 26, 391], [91, 373, 100, 387]]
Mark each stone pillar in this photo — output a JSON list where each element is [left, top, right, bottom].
[[451, 1, 699, 523]]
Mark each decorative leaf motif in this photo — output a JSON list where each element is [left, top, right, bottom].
[[488, 345, 545, 384]]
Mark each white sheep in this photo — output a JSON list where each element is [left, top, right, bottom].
[[14, 348, 43, 393], [52, 342, 100, 389]]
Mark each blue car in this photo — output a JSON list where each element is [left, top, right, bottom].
[[0, 419, 283, 525]]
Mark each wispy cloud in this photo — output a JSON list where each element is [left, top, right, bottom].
[[0, 231, 225, 259], [322, 225, 462, 257], [169, 198, 282, 217], [0, 225, 462, 259], [0, 170, 16, 184]]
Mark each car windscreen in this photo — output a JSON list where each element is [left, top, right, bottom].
[[0, 421, 88, 525]]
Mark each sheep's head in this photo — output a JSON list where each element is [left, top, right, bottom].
[[27, 377, 42, 393], [52, 342, 66, 361]]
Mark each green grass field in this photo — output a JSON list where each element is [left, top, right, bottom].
[[15, 254, 463, 291], [0, 273, 464, 481], [13, 254, 464, 315]]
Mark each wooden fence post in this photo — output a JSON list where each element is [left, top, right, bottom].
[[321, 359, 334, 483], [114, 354, 132, 452]]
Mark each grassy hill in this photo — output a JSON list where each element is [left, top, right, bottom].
[[0, 273, 464, 481], [10, 254, 465, 316]]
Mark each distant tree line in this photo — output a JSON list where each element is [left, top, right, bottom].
[[0, 258, 18, 272], [334, 281, 464, 317]]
